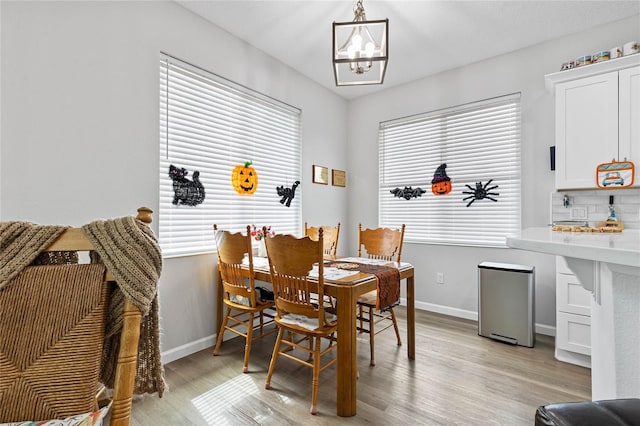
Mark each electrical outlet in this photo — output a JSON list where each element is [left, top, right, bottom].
[[569, 207, 587, 220], [436, 272, 444, 284]]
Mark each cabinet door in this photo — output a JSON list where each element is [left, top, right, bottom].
[[555, 72, 619, 189], [556, 311, 591, 356], [557, 273, 591, 316], [619, 66, 640, 187]]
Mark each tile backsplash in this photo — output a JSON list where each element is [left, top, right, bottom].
[[551, 188, 640, 229]]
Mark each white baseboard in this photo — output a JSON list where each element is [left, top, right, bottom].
[[535, 323, 556, 337], [400, 298, 556, 337], [163, 301, 556, 364], [161, 334, 216, 364]]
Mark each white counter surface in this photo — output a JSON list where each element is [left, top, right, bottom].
[[506, 227, 640, 268]]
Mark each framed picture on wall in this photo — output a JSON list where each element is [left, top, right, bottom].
[[332, 169, 346, 187], [312, 165, 329, 185]]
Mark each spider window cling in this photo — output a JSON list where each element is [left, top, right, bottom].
[[462, 179, 500, 207]]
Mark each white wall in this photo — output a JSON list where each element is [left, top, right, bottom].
[[347, 15, 640, 332], [0, 1, 348, 362], [2, 0, 639, 362]]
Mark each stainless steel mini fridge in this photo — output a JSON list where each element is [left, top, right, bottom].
[[478, 261, 535, 347]]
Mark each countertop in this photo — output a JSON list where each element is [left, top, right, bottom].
[[506, 227, 640, 268]]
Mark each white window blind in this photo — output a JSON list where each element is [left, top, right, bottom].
[[379, 94, 521, 247], [159, 55, 302, 257]]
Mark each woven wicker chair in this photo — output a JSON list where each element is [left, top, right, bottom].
[[0, 208, 150, 426], [212, 224, 276, 373], [263, 228, 338, 415], [356, 223, 405, 366]]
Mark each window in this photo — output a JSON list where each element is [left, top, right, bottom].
[[379, 94, 521, 247], [159, 55, 302, 257]]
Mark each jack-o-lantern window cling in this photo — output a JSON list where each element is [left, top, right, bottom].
[[431, 163, 452, 196], [231, 161, 258, 195]]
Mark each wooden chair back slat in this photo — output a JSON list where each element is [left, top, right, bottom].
[[304, 222, 340, 257], [213, 225, 258, 307], [265, 230, 327, 327], [357, 224, 406, 262]]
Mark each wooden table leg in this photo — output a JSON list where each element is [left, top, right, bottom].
[[406, 274, 415, 360], [335, 285, 357, 416]]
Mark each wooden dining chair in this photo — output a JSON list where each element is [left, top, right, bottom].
[[357, 223, 406, 366], [263, 228, 338, 415], [304, 222, 340, 258], [213, 224, 276, 373], [304, 222, 340, 308], [0, 207, 153, 426]]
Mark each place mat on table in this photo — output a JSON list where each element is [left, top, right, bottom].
[[326, 261, 400, 310]]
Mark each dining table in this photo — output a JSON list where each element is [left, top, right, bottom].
[[215, 256, 416, 417]]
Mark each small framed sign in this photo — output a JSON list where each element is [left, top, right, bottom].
[[332, 169, 346, 187], [312, 165, 329, 185]]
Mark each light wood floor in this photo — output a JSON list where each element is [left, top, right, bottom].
[[129, 309, 590, 425]]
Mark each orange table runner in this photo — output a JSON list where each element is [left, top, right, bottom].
[[327, 261, 401, 310]]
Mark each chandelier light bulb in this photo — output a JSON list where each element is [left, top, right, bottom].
[[347, 44, 357, 59], [365, 41, 375, 57], [351, 33, 363, 50]]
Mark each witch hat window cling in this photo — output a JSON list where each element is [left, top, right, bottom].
[[431, 163, 452, 195]]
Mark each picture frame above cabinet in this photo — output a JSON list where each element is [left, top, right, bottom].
[[545, 55, 640, 190]]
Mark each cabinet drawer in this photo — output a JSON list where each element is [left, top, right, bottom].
[[557, 273, 591, 316], [556, 311, 591, 355]]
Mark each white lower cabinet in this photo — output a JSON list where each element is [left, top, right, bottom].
[[555, 257, 591, 368]]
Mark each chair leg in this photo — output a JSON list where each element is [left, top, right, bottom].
[[258, 311, 264, 336], [243, 312, 255, 373], [310, 336, 321, 415], [213, 306, 231, 356], [390, 307, 402, 346], [358, 304, 364, 332], [265, 327, 284, 390], [369, 306, 375, 366]]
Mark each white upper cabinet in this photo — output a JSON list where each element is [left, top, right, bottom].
[[546, 55, 640, 190], [619, 66, 640, 164]]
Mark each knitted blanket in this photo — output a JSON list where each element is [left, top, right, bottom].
[[0, 222, 68, 289], [0, 217, 165, 397]]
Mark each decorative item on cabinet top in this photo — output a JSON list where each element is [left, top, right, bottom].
[[559, 40, 639, 71], [545, 53, 639, 94]]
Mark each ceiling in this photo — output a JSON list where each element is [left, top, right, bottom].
[[176, 1, 640, 100]]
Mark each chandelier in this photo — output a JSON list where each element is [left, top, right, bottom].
[[332, 0, 389, 86]]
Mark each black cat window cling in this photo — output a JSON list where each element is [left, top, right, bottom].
[[169, 164, 205, 206]]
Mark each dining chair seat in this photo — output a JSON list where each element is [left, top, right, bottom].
[[357, 290, 377, 305]]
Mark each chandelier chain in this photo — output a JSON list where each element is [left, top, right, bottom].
[[353, 0, 366, 21]]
